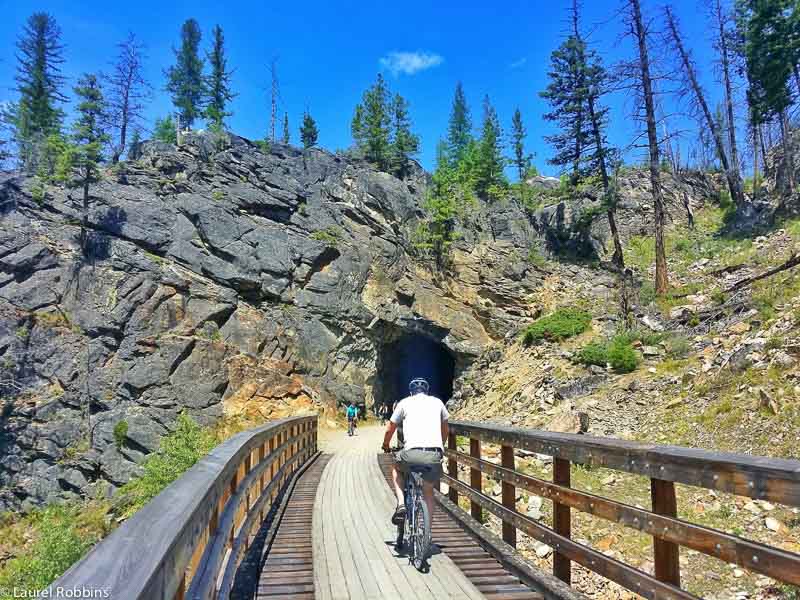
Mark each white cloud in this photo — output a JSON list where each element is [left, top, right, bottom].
[[379, 51, 444, 76], [509, 57, 527, 70]]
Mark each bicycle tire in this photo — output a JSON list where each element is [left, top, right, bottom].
[[411, 486, 431, 569]]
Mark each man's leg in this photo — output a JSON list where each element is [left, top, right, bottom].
[[422, 481, 435, 526], [390, 463, 405, 506]]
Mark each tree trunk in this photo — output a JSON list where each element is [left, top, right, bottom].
[[781, 110, 795, 195], [752, 122, 760, 201], [665, 7, 745, 209], [631, 0, 668, 295], [587, 95, 624, 269], [716, 0, 740, 176]]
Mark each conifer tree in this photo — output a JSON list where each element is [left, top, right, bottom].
[[389, 93, 420, 177], [540, 35, 589, 184], [282, 112, 290, 144], [300, 111, 318, 148], [446, 82, 472, 166], [165, 19, 205, 131], [204, 25, 234, 132], [107, 33, 151, 163], [352, 74, 391, 169], [510, 108, 529, 180], [14, 12, 67, 172], [71, 74, 110, 252], [476, 95, 506, 198]]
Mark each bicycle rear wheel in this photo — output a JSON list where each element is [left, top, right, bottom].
[[410, 490, 431, 569]]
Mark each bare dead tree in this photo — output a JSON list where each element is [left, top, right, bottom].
[[712, 0, 741, 177], [270, 57, 279, 143], [665, 6, 746, 210], [106, 32, 151, 163], [626, 0, 669, 295]]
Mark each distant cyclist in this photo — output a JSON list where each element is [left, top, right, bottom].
[[346, 402, 358, 436], [382, 378, 448, 525]]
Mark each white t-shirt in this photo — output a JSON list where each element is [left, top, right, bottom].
[[390, 393, 449, 450]]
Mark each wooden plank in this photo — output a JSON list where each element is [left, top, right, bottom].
[[445, 448, 800, 585], [552, 458, 571, 586], [448, 432, 458, 504], [651, 478, 681, 587], [444, 474, 696, 600], [470, 438, 482, 522], [448, 420, 800, 506], [501, 445, 516, 548]]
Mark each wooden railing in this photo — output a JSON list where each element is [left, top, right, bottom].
[[445, 420, 800, 600], [51, 415, 318, 600]]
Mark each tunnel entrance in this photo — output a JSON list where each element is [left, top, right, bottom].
[[374, 333, 455, 408]]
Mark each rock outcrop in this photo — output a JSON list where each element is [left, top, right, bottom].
[[0, 133, 719, 510]]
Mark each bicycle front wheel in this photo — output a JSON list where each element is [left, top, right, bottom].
[[411, 493, 431, 569]]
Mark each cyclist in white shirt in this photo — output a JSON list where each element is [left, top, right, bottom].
[[382, 378, 449, 525]]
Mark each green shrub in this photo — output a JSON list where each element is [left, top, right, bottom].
[[607, 337, 639, 373], [211, 189, 225, 201], [116, 412, 216, 517], [527, 247, 548, 268], [522, 307, 591, 345], [576, 342, 607, 367], [0, 506, 95, 595], [30, 177, 46, 204], [310, 226, 342, 247], [113, 420, 128, 449]]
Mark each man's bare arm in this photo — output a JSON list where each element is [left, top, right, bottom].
[[383, 421, 397, 450], [441, 419, 449, 447]]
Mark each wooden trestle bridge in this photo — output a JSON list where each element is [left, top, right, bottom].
[[51, 415, 800, 599]]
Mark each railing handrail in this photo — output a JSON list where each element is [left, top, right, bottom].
[[51, 415, 317, 600], [446, 419, 800, 599], [449, 420, 800, 505]]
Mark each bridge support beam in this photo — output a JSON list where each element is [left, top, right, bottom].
[[448, 433, 458, 504], [651, 478, 681, 587], [501, 444, 516, 547], [469, 439, 482, 522], [553, 457, 571, 585]]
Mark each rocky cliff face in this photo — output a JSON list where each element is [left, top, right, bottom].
[[0, 134, 719, 510]]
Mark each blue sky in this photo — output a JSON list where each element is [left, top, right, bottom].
[[0, 0, 729, 176]]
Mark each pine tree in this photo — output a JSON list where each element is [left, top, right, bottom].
[[351, 104, 365, 149], [204, 25, 234, 132], [153, 115, 178, 145], [71, 74, 110, 252], [736, 0, 796, 194], [128, 127, 142, 160], [352, 74, 391, 169], [14, 12, 67, 172], [165, 19, 205, 131], [476, 95, 506, 198], [300, 111, 318, 148], [389, 93, 420, 177], [107, 33, 151, 163], [446, 82, 472, 166], [510, 108, 529, 180], [540, 35, 590, 184], [282, 112, 290, 144]]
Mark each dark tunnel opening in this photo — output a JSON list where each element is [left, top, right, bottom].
[[374, 334, 455, 409]]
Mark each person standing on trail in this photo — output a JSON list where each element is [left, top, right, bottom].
[[382, 378, 448, 526]]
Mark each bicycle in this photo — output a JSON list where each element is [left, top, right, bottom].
[[394, 463, 432, 571], [347, 418, 355, 436]]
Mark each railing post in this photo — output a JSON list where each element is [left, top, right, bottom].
[[651, 478, 681, 587], [448, 432, 458, 504], [470, 438, 482, 522], [501, 444, 516, 547], [553, 457, 571, 585]]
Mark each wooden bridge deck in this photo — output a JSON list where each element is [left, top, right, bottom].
[[311, 424, 487, 600]]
